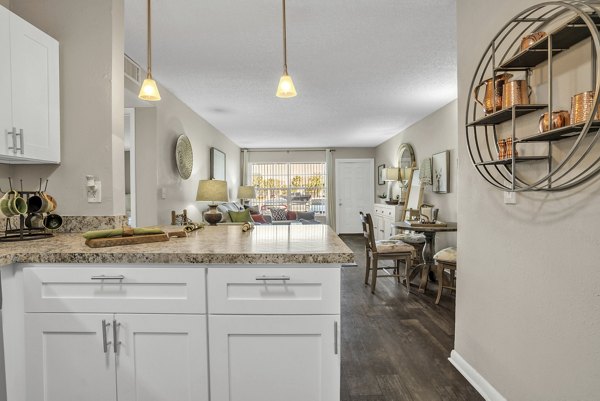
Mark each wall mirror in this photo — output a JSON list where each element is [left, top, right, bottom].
[[397, 143, 415, 184], [210, 147, 226, 180]]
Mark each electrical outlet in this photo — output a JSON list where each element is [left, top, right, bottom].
[[87, 181, 101, 203], [504, 190, 516, 205]]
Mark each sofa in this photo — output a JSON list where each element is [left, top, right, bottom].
[[206, 202, 320, 225]]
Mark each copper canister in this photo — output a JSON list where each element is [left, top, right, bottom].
[[502, 80, 531, 109], [570, 91, 600, 124], [519, 32, 547, 52], [497, 139, 506, 160], [539, 111, 570, 132]]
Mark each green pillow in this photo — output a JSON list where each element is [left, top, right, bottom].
[[228, 209, 252, 223]]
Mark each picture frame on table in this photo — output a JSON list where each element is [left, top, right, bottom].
[[210, 147, 226, 180], [432, 150, 450, 193], [377, 164, 386, 185]]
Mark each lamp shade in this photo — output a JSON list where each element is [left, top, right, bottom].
[[237, 185, 257, 199], [276, 74, 297, 98], [196, 180, 229, 203], [382, 167, 400, 182], [138, 77, 161, 101]]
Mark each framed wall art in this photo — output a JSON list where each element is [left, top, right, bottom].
[[210, 147, 226, 180], [377, 164, 386, 185], [432, 150, 450, 193]]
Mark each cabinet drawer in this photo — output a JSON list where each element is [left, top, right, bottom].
[[207, 266, 340, 315], [23, 265, 206, 314]]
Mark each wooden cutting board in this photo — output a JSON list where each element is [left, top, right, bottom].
[[85, 233, 170, 248]]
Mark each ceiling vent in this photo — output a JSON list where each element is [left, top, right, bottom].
[[124, 55, 142, 85]]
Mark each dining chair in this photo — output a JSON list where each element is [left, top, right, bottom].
[[360, 212, 414, 294], [433, 247, 457, 304]]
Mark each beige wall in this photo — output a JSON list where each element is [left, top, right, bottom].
[[6, 0, 125, 216], [126, 80, 241, 226], [375, 100, 458, 250], [456, 1, 600, 400]]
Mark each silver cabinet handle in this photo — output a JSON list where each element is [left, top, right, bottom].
[[112, 319, 120, 354], [334, 321, 339, 355], [255, 275, 291, 281], [18, 128, 23, 154], [101, 320, 112, 353], [7, 127, 16, 154], [91, 275, 125, 281]]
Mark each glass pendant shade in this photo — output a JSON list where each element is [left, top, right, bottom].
[[276, 74, 297, 98], [139, 75, 161, 101]]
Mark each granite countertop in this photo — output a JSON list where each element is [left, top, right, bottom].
[[0, 224, 354, 266]]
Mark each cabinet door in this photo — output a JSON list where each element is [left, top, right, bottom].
[[25, 313, 117, 401], [10, 12, 60, 163], [0, 6, 10, 157], [383, 216, 393, 239], [209, 315, 340, 401], [116, 314, 209, 401]]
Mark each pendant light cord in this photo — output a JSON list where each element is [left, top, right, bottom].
[[282, 0, 288, 75], [147, 0, 152, 77]]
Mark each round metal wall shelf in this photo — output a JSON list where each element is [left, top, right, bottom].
[[465, 1, 600, 191]]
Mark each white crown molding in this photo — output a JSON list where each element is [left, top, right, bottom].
[[449, 350, 507, 401]]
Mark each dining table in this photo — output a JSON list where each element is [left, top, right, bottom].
[[391, 221, 458, 293]]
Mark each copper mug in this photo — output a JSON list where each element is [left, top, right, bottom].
[[473, 73, 513, 115], [539, 111, 570, 132], [570, 91, 600, 125], [520, 31, 547, 52], [502, 80, 532, 109]]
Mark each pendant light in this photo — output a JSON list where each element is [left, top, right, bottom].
[[138, 0, 161, 101], [276, 0, 297, 98]]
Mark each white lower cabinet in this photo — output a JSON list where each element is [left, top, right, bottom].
[[25, 313, 208, 401], [209, 315, 340, 401], [25, 313, 117, 401]]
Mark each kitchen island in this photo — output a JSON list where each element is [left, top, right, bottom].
[[0, 224, 354, 401]]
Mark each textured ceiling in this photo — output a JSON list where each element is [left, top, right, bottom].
[[124, 0, 457, 148]]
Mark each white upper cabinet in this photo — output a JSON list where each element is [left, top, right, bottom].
[[0, 6, 60, 164]]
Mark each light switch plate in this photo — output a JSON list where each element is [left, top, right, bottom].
[[87, 181, 101, 203], [161, 187, 167, 199], [504, 190, 516, 204]]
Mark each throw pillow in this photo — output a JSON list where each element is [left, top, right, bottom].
[[251, 214, 268, 224], [297, 211, 315, 221], [246, 205, 260, 215], [270, 208, 288, 221], [286, 211, 297, 221], [228, 209, 252, 223]]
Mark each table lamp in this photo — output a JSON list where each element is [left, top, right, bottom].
[[382, 167, 400, 202], [237, 185, 257, 206], [196, 180, 229, 225]]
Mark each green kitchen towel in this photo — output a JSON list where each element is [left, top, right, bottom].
[[82, 227, 164, 240]]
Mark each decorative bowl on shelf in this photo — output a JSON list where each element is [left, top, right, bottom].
[[385, 200, 399, 205]]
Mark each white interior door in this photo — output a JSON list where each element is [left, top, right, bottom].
[[335, 159, 374, 233], [116, 314, 209, 401], [209, 315, 340, 401], [25, 313, 117, 401]]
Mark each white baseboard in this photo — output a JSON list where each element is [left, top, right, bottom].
[[448, 350, 507, 401]]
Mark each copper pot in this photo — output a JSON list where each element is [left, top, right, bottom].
[[473, 73, 513, 115], [520, 32, 547, 52], [502, 80, 532, 109], [539, 111, 570, 132], [570, 91, 600, 125]]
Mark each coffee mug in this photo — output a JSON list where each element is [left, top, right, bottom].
[[43, 214, 63, 230], [25, 213, 45, 229], [0, 191, 27, 217], [44, 193, 58, 213], [27, 192, 48, 214]]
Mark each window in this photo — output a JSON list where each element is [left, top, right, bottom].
[[249, 162, 327, 216]]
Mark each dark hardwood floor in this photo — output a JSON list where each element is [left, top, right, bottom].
[[339, 234, 483, 401]]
